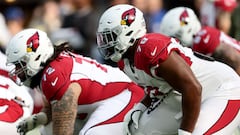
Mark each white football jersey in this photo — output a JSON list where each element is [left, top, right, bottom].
[[0, 69, 33, 135]]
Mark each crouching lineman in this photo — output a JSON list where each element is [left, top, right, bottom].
[[5, 28, 144, 135], [96, 4, 240, 135]]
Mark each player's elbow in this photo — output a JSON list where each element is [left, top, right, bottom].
[[184, 81, 202, 100], [192, 82, 202, 99]]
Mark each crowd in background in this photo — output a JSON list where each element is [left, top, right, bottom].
[[0, 0, 239, 66]]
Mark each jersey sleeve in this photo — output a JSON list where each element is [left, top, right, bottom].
[[192, 26, 221, 56], [41, 57, 73, 102], [134, 33, 175, 76], [135, 33, 172, 65], [135, 33, 192, 77]]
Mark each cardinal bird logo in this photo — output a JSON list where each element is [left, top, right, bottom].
[[121, 8, 136, 26], [26, 32, 40, 52], [179, 9, 189, 26]]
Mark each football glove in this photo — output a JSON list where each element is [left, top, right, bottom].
[[123, 103, 147, 135], [17, 112, 48, 135]]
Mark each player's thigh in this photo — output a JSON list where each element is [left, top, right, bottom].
[[84, 122, 123, 135], [80, 90, 131, 134], [0, 121, 19, 135], [193, 98, 240, 135], [132, 93, 182, 135]]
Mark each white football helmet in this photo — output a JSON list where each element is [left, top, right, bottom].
[[97, 4, 146, 62], [159, 7, 201, 47], [6, 28, 54, 85]]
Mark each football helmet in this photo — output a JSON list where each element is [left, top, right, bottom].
[[159, 7, 201, 47], [6, 28, 54, 85], [97, 4, 146, 62]]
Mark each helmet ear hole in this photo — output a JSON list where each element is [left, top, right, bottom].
[[129, 38, 135, 44], [35, 54, 41, 61], [126, 31, 133, 36]]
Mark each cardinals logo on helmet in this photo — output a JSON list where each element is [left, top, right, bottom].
[[121, 8, 136, 26], [26, 32, 40, 52], [179, 9, 189, 26]]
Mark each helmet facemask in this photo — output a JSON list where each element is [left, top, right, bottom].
[[97, 26, 129, 62], [8, 55, 30, 86]]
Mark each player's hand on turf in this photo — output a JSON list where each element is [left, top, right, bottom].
[[17, 112, 48, 135]]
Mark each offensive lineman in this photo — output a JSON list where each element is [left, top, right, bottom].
[[96, 4, 240, 135], [5, 28, 144, 135]]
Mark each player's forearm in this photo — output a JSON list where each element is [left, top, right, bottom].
[[51, 84, 80, 135], [180, 89, 201, 133], [52, 110, 76, 135]]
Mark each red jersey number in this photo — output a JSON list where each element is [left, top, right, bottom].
[[0, 83, 24, 123], [74, 55, 108, 73]]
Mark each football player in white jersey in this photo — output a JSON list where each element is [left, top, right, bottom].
[[0, 51, 34, 135], [5, 28, 145, 135], [0, 13, 36, 134], [96, 4, 240, 135], [159, 7, 240, 76]]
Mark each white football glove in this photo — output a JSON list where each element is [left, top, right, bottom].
[[123, 103, 147, 135], [178, 129, 192, 135], [17, 112, 48, 135]]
